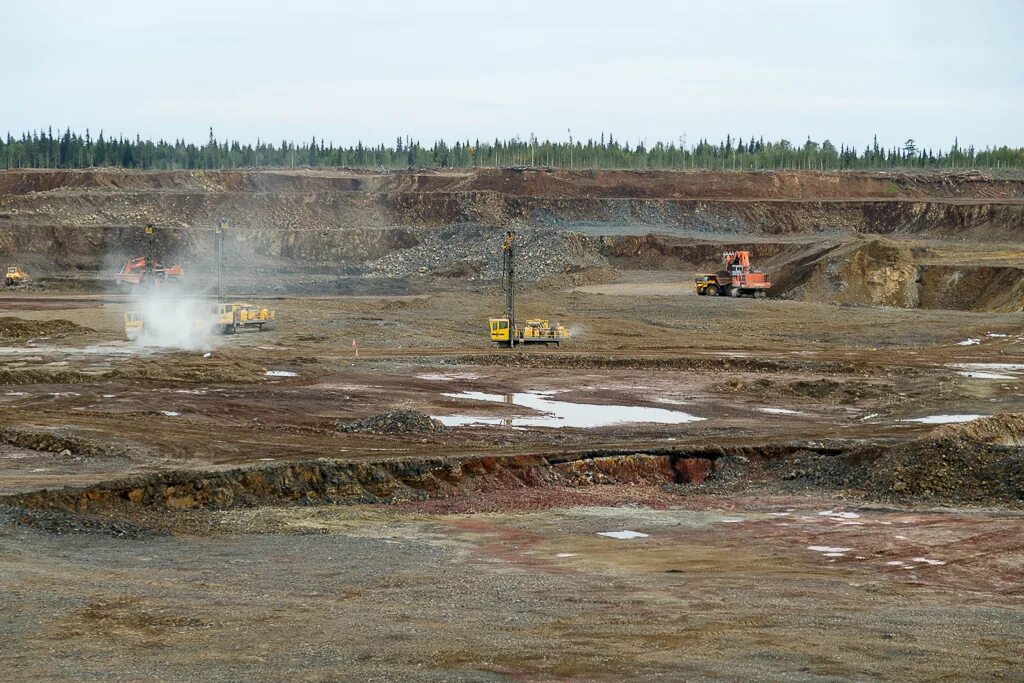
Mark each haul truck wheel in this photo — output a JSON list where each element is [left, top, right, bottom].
[[4, 278, 11, 286], [729, 286, 740, 298], [705, 284, 719, 296]]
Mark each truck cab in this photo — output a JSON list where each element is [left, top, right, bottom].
[[489, 318, 511, 343]]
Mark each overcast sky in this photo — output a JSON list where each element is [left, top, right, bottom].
[[3, 0, 1022, 151]]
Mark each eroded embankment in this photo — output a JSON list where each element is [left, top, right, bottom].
[[3, 447, 794, 514], [3, 168, 1023, 273]]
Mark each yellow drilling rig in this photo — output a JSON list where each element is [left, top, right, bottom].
[[487, 231, 570, 347]]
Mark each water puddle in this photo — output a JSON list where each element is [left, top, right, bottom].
[[435, 390, 705, 428], [758, 407, 804, 416], [902, 414, 986, 424], [949, 363, 1024, 381]]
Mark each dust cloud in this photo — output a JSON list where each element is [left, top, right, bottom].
[[128, 289, 215, 352]]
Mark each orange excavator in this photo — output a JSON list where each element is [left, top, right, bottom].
[[112, 256, 184, 289], [694, 250, 771, 298], [111, 224, 184, 289]]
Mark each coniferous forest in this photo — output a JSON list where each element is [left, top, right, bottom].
[[2, 128, 1022, 171]]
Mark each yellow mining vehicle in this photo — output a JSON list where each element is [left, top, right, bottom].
[[5, 266, 27, 286], [487, 231, 571, 347], [124, 311, 144, 341], [214, 302, 276, 334]]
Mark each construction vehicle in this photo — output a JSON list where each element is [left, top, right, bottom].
[[695, 250, 771, 298], [123, 311, 144, 341], [111, 225, 183, 290], [5, 266, 27, 286], [488, 230, 570, 347], [123, 303, 275, 340], [112, 256, 184, 289], [213, 302, 275, 334]]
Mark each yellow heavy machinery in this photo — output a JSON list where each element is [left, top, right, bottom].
[[123, 303, 275, 340], [213, 302, 276, 334], [487, 231, 570, 347], [5, 266, 27, 286], [124, 311, 144, 340]]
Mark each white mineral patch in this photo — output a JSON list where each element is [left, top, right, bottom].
[[597, 530, 649, 540], [807, 546, 852, 553], [957, 371, 1016, 380], [902, 414, 986, 424], [817, 510, 861, 518], [265, 370, 299, 377]]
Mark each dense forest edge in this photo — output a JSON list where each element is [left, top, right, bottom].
[[3, 128, 1023, 172]]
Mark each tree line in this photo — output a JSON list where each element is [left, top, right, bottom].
[[2, 128, 1022, 171]]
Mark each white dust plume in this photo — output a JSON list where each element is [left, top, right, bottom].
[[128, 289, 215, 351]]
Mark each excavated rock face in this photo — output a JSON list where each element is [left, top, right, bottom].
[[838, 238, 919, 307]]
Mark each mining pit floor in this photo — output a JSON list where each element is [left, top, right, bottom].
[[1, 168, 1023, 681], [1, 282, 1023, 682]]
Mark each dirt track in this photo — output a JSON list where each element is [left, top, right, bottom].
[[1, 169, 1022, 681]]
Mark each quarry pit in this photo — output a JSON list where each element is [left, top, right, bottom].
[[1, 168, 1023, 681]]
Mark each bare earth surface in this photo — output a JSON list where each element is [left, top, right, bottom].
[[0, 169, 1022, 681]]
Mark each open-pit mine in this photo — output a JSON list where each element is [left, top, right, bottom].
[[1, 167, 1023, 681]]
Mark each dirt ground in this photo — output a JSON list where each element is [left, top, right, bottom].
[[1, 168, 1023, 681]]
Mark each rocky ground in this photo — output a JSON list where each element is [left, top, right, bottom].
[[1, 168, 1022, 681]]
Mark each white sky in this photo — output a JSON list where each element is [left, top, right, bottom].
[[3, 0, 1022, 150]]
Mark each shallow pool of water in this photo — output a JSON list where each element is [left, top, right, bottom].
[[435, 390, 705, 428]]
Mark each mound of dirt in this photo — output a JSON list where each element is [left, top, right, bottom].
[[107, 355, 271, 383], [334, 410, 446, 435], [0, 426, 132, 458], [780, 413, 1024, 504], [0, 317, 93, 341], [0, 368, 91, 385], [717, 377, 891, 403], [933, 413, 1024, 446]]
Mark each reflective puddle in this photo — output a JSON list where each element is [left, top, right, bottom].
[[949, 363, 1024, 380], [901, 414, 986, 424], [435, 390, 705, 428]]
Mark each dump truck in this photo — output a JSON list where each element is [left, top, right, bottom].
[[695, 251, 771, 298], [5, 266, 27, 286], [487, 231, 571, 347], [214, 302, 275, 334]]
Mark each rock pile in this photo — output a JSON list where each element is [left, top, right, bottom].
[[367, 225, 604, 281], [334, 410, 446, 435]]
